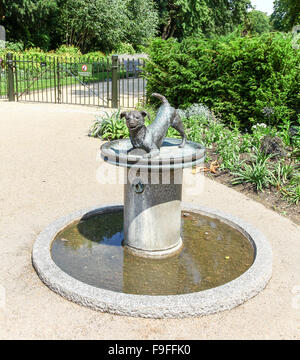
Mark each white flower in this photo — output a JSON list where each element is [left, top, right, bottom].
[[252, 123, 267, 129], [180, 103, 214, 121]]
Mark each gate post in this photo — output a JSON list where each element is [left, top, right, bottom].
[[6, 53, 15, 101], [57, 59, 61, 103], [111, 55, 118, 108]]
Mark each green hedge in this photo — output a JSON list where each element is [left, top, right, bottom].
[[145, 33, 300, 129]]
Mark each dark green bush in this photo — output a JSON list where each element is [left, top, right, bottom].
[[145, 33, 300, 130]]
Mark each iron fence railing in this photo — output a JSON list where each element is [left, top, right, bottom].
[[0, 56, 7, 99], [0, 53, 147, 108], [118, 57, 147, 108]]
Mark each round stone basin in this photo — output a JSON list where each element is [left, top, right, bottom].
[[100, 138, 205, 170], [33, 204, 272, 318], [51, 209, 254, 296]]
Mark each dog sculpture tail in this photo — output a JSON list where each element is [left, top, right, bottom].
[[151, 93, 169, 104]]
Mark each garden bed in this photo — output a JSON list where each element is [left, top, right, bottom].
[[203, 149, 300, 226], [200, 131, 300, 226], [89, 105, 300, 226]]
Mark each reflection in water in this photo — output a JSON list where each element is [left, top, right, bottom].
[[51, 210, 254, 296]]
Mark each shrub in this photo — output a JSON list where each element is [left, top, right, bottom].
[[89, 110, 129, 140], [55, 45, 82, 56], [269, 160, 294, 188], [231, 149, 276, 191], [145, 33, 300, 130], [5, 41, 24, 52], [112, 43, 136, 55], [82, 51, 106, 60], [281, 173, 300, 204]]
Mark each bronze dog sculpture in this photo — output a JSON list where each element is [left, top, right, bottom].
[[120, 93, 186, 157]]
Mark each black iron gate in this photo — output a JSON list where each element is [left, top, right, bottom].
[[0, 55, 8, 100], [1, 53, 146, 108]]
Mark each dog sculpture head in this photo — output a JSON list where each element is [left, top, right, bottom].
[[120, 110, 150, 130]]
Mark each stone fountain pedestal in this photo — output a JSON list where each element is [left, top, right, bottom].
[[32, 136, 272, 318], [101, 138, 205, 258]]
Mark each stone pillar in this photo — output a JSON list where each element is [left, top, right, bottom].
[[123, 167, 183, 258]]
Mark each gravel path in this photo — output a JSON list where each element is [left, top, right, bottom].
[[0, 101, 299, 339]]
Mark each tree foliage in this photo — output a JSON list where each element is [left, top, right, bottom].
[[59, 0, 127, 52], [0, 0, 60, 49], [124, 0, 159, 47], [247, 10, 272, 34], [55, 0, 159, 52], [156, 0, 252, 40], [1, 0, 298, 54], [0, 0, 159, 52], [271, 0, 300, 32]]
